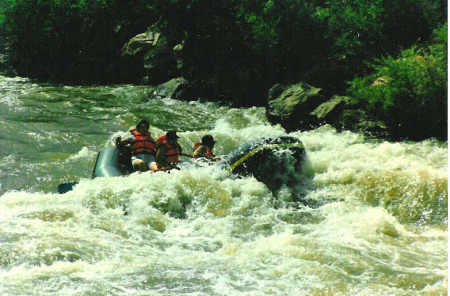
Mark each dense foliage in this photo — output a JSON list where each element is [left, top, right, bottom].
[[152, 0, 445, 102], [348, 24, 447, 140], [0, 0, 158, 82], [1, 0, 445, 85], [0, 0, 447, 139]]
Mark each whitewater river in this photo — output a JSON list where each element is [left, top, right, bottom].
[[0, 75, 447, 295]]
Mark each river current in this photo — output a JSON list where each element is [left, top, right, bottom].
[[0, 75, 447, 295]]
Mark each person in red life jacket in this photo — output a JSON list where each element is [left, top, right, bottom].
[[152, 130, 191, 171], [192, 134, 218, 160], [115, 119, 156, 172]]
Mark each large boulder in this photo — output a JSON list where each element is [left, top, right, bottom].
[[121, 31, 161, 56], [339, 109, 388, 137], [266, 82, 327, 131], [308, 94, 388, 136], [120, 29, 179, 84], [310, 95, 351, 124], [151, 77, 190, 100], [267, 83, 388, 136], [149, 77, 221, 101], [312, 95, 388, 137]]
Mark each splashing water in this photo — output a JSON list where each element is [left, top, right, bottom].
[[0, 76, 447, 296]]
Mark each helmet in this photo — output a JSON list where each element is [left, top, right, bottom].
[[137, 119, 150, 130], [201, 135, 215, 145], [166, 130, 179, 141]]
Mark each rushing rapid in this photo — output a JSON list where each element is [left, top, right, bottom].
[[0, 76, 447, 296]]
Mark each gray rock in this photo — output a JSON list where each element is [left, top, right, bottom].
[[121, 29, 180, 84], [310, 95, 350, 122], [151, 77, 189, 99], [121, 31, 161, 56], [340, 109, 387, 136], [266, 81, 327, 131]]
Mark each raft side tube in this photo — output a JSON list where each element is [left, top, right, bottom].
[[223, 136, 306, 173], [92, 146, 123, 178], [221, 136, 307, 193]]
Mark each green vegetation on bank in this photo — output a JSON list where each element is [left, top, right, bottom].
[[0, 0, 447, 140], [151, 0, 445, 103], [348, 24, 447, 140]]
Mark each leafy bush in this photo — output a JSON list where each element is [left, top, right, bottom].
[[312, 0, 446, 92], [347, 23, 447, 140]]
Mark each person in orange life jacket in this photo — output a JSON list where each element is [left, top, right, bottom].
[[192, 134, 218, 160], [115, 119, 156, 172], [153, 130, 191, 171]]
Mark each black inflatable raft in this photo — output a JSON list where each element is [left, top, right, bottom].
[[58, 136, 306, 193]]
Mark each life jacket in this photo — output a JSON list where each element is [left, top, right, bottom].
[[193, 142, 215, 159], [130, 129, 156, 155], [157, 135, 180, 164], [156, 135, 167, 145], [193, 142, 202, 151]]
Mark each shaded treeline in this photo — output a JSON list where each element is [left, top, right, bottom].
[[0, 0, 447, 139], [0, 0, 158, 83], [0, 1, 445, 88]]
